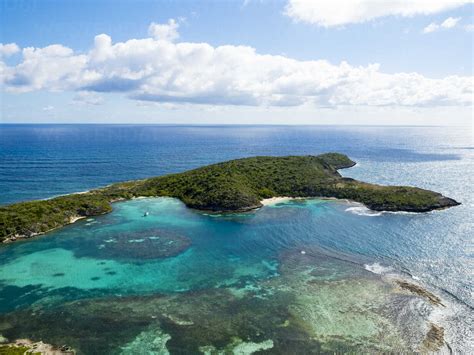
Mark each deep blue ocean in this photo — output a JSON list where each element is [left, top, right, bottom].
[[0, 124, 472, 353]]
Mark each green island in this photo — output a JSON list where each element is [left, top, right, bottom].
[[0, 153, 459, 243]]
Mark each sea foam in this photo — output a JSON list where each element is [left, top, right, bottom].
[[364, 262, 393, 275], [345, 206, 383, 217]]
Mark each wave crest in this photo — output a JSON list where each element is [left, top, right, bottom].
[[345, 206, 383, 217]]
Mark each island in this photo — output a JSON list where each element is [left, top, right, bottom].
[[0, 153, 459, 243]]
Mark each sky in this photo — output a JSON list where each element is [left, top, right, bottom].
[[0, 0, 473, 125]]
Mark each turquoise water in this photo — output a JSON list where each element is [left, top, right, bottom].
[[0, 125, 472, 353], [0, 197, 280, 299]]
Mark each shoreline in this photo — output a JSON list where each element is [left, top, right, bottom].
[[1, 215, 86, 244], [0, 194, 456, 244], [260, 196, 358, 206], [0, 154, 460, 244]]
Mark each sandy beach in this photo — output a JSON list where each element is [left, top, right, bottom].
[[260, 197, 305, 206]]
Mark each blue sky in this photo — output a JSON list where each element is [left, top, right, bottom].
[[1, 0, 473, 125]]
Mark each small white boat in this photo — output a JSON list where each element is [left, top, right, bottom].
[[143, 211, 149, 217]]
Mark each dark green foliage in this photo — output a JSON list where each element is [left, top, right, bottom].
[[315, 152, 357, 169], [0, 194, 112, 241], [0, 153, 459, 242]]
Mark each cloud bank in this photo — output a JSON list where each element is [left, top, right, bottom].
[[1, 20, 472, 109], [285, 0, 472, 27]]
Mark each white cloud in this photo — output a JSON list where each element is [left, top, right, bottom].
[[423, 16, 462, 33], [0, 43, 20, 57], [285, 0, 472, 27], [0, 20, 472, 109], [3, 44, 89, 93], [42, 105, 54, 111], [423, 22, 440, 33], [148, 19, 179, 42], [441, 16, 461, 28], [73, 91, 104, 105]]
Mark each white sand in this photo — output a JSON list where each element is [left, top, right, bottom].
[[260, 196, 304, 206], [69, 216, 86, 223]]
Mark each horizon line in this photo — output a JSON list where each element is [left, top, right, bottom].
[[0, 123, 471, 128]]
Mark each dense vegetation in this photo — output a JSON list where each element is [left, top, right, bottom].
[[0, 153, 459, 242]]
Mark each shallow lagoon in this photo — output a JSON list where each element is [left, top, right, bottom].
[[0, 196, 470, 353]]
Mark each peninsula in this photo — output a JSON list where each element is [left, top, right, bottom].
[[0, 153, 459, 243]]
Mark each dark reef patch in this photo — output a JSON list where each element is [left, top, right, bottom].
[[73, 229, 192, 261], [420, 323, 445, 352], [396, 280, 444, 307]]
